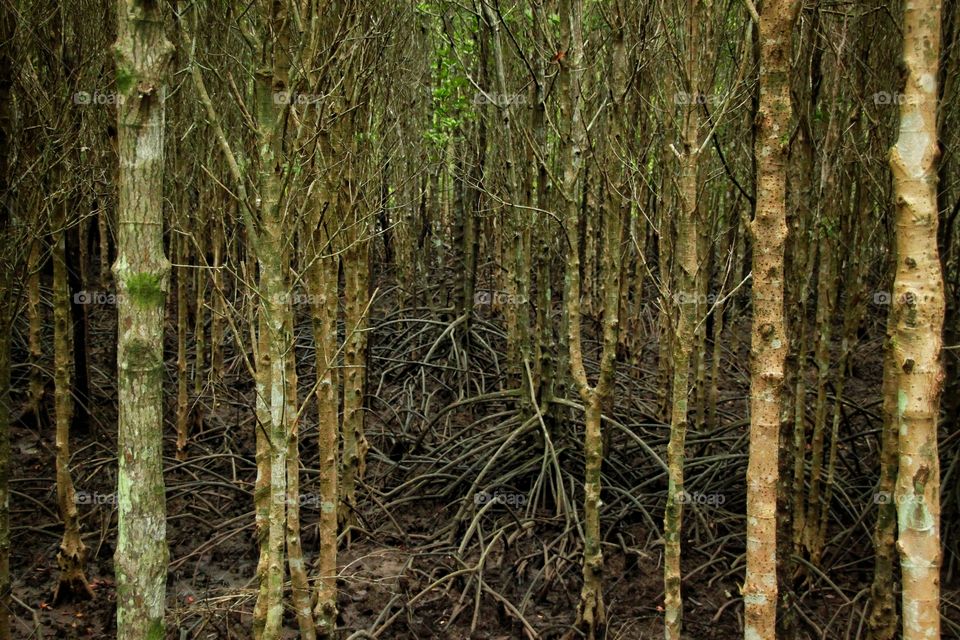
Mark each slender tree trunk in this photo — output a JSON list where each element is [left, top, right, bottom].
[[193, 230, 206, 399], [252, 313, 272, 639], [868, 280, 900, 640], [284, 288, 314, 640], [0, 295, 9, 640], [53, 205, 92, 602], [256, 219, 291, 640], [176, 236, 190, 460], [311, 215, 340, 636], [745, 2, 799, 637], [559, 3, 621, 636], [250, 4, 296, 634], [27, 237, 44, 419], [0, 9, 16, 635], [99, 206, 111, 285], [664, 3, 702, 634], [805, 238, 835, 561], [254, 119, 292, 640], [889, 0, 945, 635], [112, 0, 173, 634], [341, 199, 370, 531], [482, 0, 531, 395], [210, 220, 224, 378]]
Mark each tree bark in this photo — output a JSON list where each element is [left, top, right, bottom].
[[889, 0, 945, 635], [559, 3, 621, 636], [745, 1, 799, 638], [112, 0, 174, 634], [53, 202, 92, 602], [310, 216, 340, 636]]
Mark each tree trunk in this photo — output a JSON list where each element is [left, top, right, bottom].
[[745, 1, 799, 637], [311, 215, 340, 636], [868, 304, 900, 640], [559, 3, 621, 636], [112, 0, 173, 634], [27, 237, 44, 421], [0, 295, 9, 640], [340, 186, 371, 532], [176, 235, 189, 460], [664, 2, 703, 635], [482, 0, 531, 396], [889, 0, 945, 635], [53, 204, 92, 602]]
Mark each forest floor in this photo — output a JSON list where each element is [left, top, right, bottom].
[[7, 282, 960, 639]]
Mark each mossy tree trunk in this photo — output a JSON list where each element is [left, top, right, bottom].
[[112, 0, 174, 635]]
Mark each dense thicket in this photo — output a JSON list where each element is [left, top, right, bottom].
[[0, 0, 958, 638]]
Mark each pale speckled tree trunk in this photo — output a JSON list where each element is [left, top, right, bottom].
[[745, 1, 799, 638], [250, 2, 314, 630], [889, 0, 945, 636], [253, 80, 294, 640], [112, 0, 173, 636], [182, 2, 306, 636]]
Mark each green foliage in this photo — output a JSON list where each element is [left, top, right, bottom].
[[424, 35, 474, 150]]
